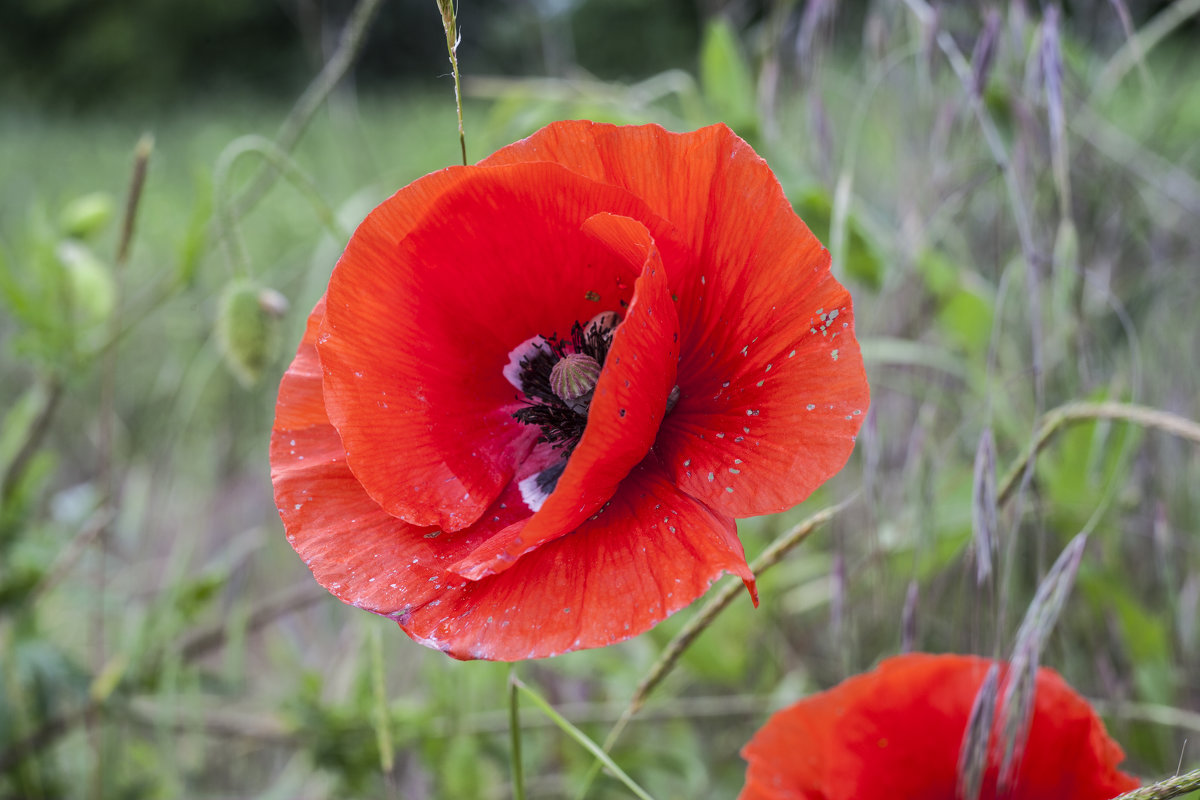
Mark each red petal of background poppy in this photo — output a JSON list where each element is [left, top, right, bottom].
[[450, 214, 679, 580], [318, 161, 679, 533], [482, 121, 869, 517], [738, 654, 1138, 800]]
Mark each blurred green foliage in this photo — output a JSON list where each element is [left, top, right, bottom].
[[2, 4, 1200, 799]]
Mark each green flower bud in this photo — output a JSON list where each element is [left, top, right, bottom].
[[216, 279, 283, 387], [56, 241, 115, 328]]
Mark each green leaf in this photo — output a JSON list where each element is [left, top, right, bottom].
[[937, 286, 994, 356]]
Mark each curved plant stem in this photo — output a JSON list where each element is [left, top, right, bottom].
[[0, 378, 62, 503], [229, 0, 385, 219], [213, 133, 350, 275], [996, 401, 1200, 508], [1111, 767, 1200, 800]]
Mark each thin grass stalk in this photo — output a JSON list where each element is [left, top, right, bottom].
[[213, 133, 350, 276], [90, 133, 152, 800], [509, 668, 526, 800], [230, 0, 385, 218], [436, 0, 468, 165], [901, 0, 1044, 416], [1111, 768, 1200, 800], [513, 678, 656, 800], [996, 402, 1200, 508], [369, 626, 394, 774], [1092, 0, 1200, 98]]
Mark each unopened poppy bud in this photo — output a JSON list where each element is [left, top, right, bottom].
[[216, 279, 280, 387], [549, 352, 601, 413], [56, 241, 115, 327]]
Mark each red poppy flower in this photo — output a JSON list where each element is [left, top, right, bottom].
[[270, 121, 868, 660], [739, 653, 1139, 800]]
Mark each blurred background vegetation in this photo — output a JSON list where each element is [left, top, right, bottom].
[[2, 0, 1199, 798]]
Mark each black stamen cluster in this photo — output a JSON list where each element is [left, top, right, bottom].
[[511, 319, 617, 453]]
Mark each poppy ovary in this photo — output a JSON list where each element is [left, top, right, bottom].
[[509, 312, 620, 453], [549, 352, 601, 414]]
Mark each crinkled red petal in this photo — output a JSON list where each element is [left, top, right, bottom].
[[273, 302, 751, 660], [318, 160, 682, 533], [483, 121, 870, 517], [738, 653, 1139, 800], [409, 454, 751, 660], [450, 214, 679, 580]]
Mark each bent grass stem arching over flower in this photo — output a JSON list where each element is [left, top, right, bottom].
[[270, 121, 869, 660]]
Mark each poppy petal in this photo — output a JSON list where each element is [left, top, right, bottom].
[[407, 455, 751, 660], [659, 272, 867, 518], [272, 306, 539, 618], [738, 654, 1139, 800], [273, 296, 331, 431], [449, 213, 680, 580], [483, 121, 869, 517], [274, 308, 750, 661], [317, 161, 678, 533]]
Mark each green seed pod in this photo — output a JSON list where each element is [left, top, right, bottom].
[[216, 279, 283, 387], [59, 192, 115, 240], [56, 241, 115, 328], [549, 352, 601, 414]]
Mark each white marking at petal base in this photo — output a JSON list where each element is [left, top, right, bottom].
[[518, 472, 551, 512], [503, 335, 549, 391]]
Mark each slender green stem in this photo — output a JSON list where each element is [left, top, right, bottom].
[[1092, 0, 1200, 98], [213, 134, 350, 276], [369, 626, 394, 774], [230, 0, 385, 218], [509, 668, 526, 800], [514, 678, 657, 800], [436, 0, 468, 164], [0, 378, 63, 503]]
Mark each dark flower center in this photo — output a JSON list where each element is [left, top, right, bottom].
[[511, 314, 618, 455]]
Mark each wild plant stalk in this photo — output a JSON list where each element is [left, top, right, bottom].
[[213, 134, 351, 275], [90, 133, 151, 800], [229, 0, 385, 219], [509, 668, 526, 800], [996, 401, 1200, 506], [514, 677, 657, 800], [1112, 767, 1200, 800], [436, 0, 468, 165]]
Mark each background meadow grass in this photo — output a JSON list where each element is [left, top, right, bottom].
[[2, 2, 1199, 798]]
